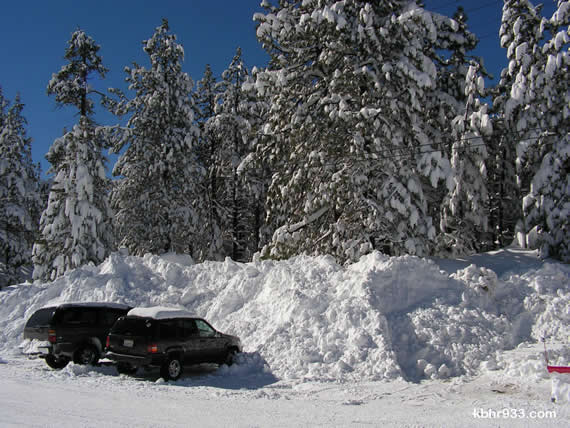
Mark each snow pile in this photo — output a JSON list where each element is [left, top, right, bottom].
[[552, 372, 570, 404], [216, 352, 273, 378], [0, 249, 568, 382]]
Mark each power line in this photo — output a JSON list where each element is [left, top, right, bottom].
[[462, 0, 503, 15], [235, 125, 564, 174], [429, 0, 462, 12], [428, 0, 502, 14]]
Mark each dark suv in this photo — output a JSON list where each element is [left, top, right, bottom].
[[105, 307, 242, 380], [24, 303, 131, 369]]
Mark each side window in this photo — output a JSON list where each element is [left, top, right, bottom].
[[182, 319, 198, 338], [195, 319, 216, 338], [61, 309, 97, 326], [159, 320, 178, 340]]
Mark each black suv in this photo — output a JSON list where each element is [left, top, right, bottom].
[[24, 303, 131, 369], [105, 307, 243, 380]]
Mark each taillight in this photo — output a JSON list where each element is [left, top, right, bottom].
[[48, 329, 57, 344], [147, 344, 158, 353], [106, 335, 110, 349]]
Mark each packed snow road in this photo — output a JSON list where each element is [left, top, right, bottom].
[[0, 347, 566, 427]]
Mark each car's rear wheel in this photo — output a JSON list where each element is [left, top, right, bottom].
[[224, 348, 238, 366], [73, 345, 99, 365], [161, 355, 183, 381], [116, 363, 138, 375], [45, 354, 69, 369]]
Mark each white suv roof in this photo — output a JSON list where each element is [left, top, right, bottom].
[[127, 306, 198, 320]]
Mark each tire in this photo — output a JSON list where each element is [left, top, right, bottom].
[[161, 355, 183, 381], [73, 345, 99, 366], [116, 363, 138, 375], [224, 348, 238, 366], [45, 354, 69, 369]]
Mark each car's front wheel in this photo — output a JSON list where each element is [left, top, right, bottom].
[[44, 354, 69, 369], [224, 347, 239, 366], [161, 355, 183, 381], [73, 345, 99, 365]]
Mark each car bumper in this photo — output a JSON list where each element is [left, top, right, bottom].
[[105, 351, 162, 368], [35, 343, 75, 359]]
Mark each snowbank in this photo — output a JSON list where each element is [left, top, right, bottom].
[[0, 249, 568, 382], [552, 372, 570, 404]]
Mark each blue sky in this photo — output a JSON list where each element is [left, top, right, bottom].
[[0, 0, 558, 177]]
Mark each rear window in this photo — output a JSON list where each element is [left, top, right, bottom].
[[111, 317, 155, 336], [26, 308, 56, 327]]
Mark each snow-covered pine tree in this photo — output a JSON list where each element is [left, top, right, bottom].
[[422, 6, 488, 250], [498, 0, 569, 260], [490, 1, 540, 249], [522, 1, 569, 260], [0, 91, 40, 286], [440, 64, 492, 255], [485, 116, 520, 248], [111, 19, 204, 256], [253, 0, 471, 262], [499, 0, 544, 208], [194, 64, 224, 259], [32, 30, 113, 281], [205, 48, 266, 261], [239, 66, 272, 257]]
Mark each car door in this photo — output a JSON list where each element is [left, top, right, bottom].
[[194, 319, 225, 363], [180, 319, 202, 364]]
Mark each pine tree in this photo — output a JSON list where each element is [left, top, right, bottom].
[[194, 65, 218, 132], [485, 116, 520, 248], [239, 66, 271, 257], [499, 0, 545, 194], [440, 64, 492, 255], [0, 90, 40, 286], [204, 48, 265, 261], [522, 1, 569, 260], [490, 0, 541, 249], [498, 0, 569, 260], [111, 19, 204, 256], [254, 0, 473, 262], [422, 6, 487, 249], [194, 64, 224, 259], [32, 30, 113, 281]]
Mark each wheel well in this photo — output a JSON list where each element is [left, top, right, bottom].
[[88, 338, 103, 354], [166, 349, 183, 360], [74, 340, 101, 357]]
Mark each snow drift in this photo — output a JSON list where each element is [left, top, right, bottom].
[[0, 249, 568, 382]]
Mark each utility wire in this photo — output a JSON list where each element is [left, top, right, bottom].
[[429, 0, 503, 14], [462, 0, 504, 15], [233, 125, 565, 174]]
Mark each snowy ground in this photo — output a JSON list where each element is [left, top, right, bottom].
[[0, 247, 568, 426]]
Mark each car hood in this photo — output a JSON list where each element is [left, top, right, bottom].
[[220, 333, 242, 350]]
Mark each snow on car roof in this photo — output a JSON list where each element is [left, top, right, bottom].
[[53, 302, 131, 310], [127, 306, 197, 320]]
